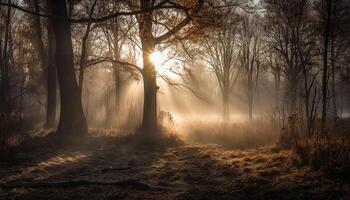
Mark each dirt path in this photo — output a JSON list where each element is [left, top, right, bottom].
[[0, 139, 349, 200]]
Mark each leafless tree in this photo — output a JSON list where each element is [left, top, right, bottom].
[[199, 7, 239, 121], [238, 13, 262, 121]]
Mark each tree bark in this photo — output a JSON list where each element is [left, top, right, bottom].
[[32, 0, 47, 82], [321, 0, 332, 133], [135, 0, 203, 134], [50, 0, 87, 135], [113, 68, 120, 127], [330, 1, 337, 124], [45, 0, 57, 128], [0, 0, 11, 114], [248, 91, 253, 121], [139, 0, 158, 133], [112, 15, 120, 128], [222, 89, 229, 122]]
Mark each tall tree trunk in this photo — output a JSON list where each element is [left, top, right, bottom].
[[288, 75, 298, 137], [222, 89, 229, 122], [139, 0, 158, 133], [248, 70, 253, 121], [0, 0, 11, 151], [274, 62, 282, 132], [33, 0, 47, 82], [78, 23, 91, 94], [330, 1, 337, 124], [113, 68, 120, 127], [45, 0, 57, 128], [321, 0, 332, 133], [302, 67, 313, 137], [112, 15, 120, 128], [248, 91, 253, 121], [330, 37, 337, 122], [78, 0, 96, 94], [78, 46, 86, 94], [140, 41, 158, 132], [0, 0, 11, 114], [50, 0, 87, 135], [0, 32, 3, 113]]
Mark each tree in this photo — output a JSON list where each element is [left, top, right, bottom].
[[238, 14, 262, 121], [50, 0, 87, 135], [133, 0, 205, 133], [31, 0, 59, 128], [45, 0, 57, 128], [102, 5, 137, 127], [265, 0, 311, 141], [320, 0, 332, 133], [31, 0, 47, 84], [199, 7, 239, 121], [0, 0, 11, 115], [329, 0, 350, 122], [78, 0, 98, 94]]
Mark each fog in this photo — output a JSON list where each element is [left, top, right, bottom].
[[77, 59, 281, 133], [0, 0, 350, 199]]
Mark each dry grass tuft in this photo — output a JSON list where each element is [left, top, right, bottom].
[[120, 126, 184, 149], [182, 118, 279, 149], [294, 137, 350, 179]]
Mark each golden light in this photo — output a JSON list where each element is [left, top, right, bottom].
[[150, 51, 167, 74]]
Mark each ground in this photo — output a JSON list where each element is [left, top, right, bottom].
[[0, 137, 349, 200]]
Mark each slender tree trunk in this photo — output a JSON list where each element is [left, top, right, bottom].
[[309, 83, 318, 136], [330, 34, 337, 123], [248, 92, 253, 121], [112, 16, 120, 128], [248, 71, 253, 121], [84, 87, 90, 123], [51, 0, 87, 135], [330, 0, 337, 124], [288, 75, 298, 137], [114, 68, 120, 127], [78, 0, 96, 94], [271, 55, 281, 113], [45, 0, 57, 128], [222, 88, 229, 122], [303, 69, 312, 137], [139, 0, 158, 133], [321, 0, 332, 133], [104, 84, 112, 127], [78, 52, 86, 94], [78, 27, 92, 94], [274, 63, 282, 132]]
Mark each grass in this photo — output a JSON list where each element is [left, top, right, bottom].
[[294, 136, 350, 179], [181, 118, 280, 149]]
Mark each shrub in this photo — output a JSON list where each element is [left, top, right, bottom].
[[294, 137, 350, 179]]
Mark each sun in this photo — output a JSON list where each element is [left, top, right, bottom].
[[150, 51, 167, 74]]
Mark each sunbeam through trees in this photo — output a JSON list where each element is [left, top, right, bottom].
[[0, 0, 349, 199]]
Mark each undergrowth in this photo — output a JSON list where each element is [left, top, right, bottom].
[[294, 136, 350, 179], [182, 118, 279, 149]]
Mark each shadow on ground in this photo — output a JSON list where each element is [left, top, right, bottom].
[[0, 136, 349, 200]]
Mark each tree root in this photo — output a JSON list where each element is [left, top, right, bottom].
[[1, 179, 164, 191]]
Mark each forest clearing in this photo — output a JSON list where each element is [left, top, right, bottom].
[[0, 0, 349, 199], [1, 133, 349, 200]]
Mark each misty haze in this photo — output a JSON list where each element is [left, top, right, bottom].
[[0, 0, 349, 199]]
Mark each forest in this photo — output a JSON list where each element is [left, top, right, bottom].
[[0, 0, 349, 199]]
